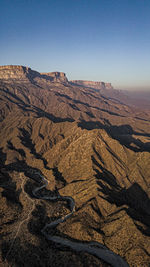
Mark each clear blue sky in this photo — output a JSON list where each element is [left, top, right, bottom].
[[0, 0, 150, 89]]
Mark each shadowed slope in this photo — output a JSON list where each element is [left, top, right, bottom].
[[0, 66, 150, 266]]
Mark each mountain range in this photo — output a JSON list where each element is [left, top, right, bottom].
[[0, 65, 150, 267]]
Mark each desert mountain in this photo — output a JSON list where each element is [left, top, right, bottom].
[[0, 65, 68, 84], [0, 65, 150, 266], [70, 80, 113, 90]]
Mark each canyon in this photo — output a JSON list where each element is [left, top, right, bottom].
[[0, 65, 150, 267]]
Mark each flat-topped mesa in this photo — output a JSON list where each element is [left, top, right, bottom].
[[70, 80, 113, 90], [41, 71, 68, 83], [0, 65, 68, 84], [0, 65, 40, 82]]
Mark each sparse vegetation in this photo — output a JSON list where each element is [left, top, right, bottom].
[[0, 67, 150, 266]]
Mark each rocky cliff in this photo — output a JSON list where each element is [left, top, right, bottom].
[[70, 80, 113, 90], [0, 66, 112, 89], [0, 65, 68, 84], [41, 71, 68, 83]]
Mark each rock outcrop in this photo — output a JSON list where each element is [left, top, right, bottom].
[[70, 80, 113, 90], [41, 71, 68, 83], [0, 65, 68, 84], [0, 66, 112, 89], [0, 65, 39, 82]]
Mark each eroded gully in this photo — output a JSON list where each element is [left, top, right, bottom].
[[32, 173, 129, 267]]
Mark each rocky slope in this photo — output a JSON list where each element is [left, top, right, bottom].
[[0, 66, 150, 267], [0, 65, 68, 84]]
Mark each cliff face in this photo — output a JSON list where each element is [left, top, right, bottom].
[[41, 71, 68, 83], [70, 80, 113, 90], [0, 65, 68, 84], [0, 65, 40, 82], [0, 66, 112, 89]]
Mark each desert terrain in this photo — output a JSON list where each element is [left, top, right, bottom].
[[0, 65, 150, 266]]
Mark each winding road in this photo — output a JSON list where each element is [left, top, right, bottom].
[[32, 172, 129, 267], [4, 172, 129, 267]]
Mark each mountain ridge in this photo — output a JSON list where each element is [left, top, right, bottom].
[[0, 65, 112, 90], [70, 80, 113, 90], [0, 65, 68, 84], [0, 65, 150, 267]]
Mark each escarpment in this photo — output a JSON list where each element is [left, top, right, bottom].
[[0, 65, 68, 85], [70, 80, 113, 90]]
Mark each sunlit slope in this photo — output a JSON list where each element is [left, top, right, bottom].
[[0, 67, 150, 266]]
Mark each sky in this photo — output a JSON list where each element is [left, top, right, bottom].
[[0, 0, 150, 90]]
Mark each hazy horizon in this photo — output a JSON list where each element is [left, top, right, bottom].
[[1, 0, 150, 90]]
